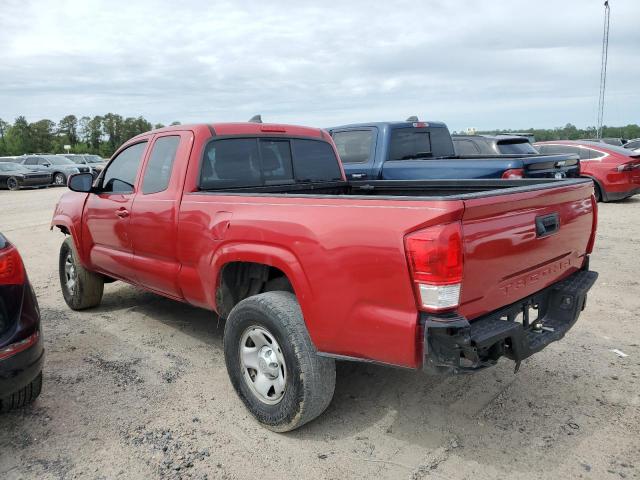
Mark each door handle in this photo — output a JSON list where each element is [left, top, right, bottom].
[[351, 173, 367, 179], [535, 213, 559, 237], [115, 209, 129, 218]]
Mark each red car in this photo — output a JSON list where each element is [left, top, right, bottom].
[[535, 140, 640, 202], [52, 122, 597, 431]]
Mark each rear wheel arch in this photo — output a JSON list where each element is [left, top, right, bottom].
[[581, 175, 606, 202], [215, 261, 296, 319]]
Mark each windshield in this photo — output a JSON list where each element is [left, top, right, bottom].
[[43, 155, 75, 165], [0, 163, 30, 173], [497, 141, 538, 154], [85, 155, 104, 163]]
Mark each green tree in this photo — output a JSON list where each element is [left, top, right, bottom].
[[5, 116, 32, 154], [0, 118, 9, 155], [87, 116, 104, 152], [58, 115, 79, 146], [30, 119, 56, 152]]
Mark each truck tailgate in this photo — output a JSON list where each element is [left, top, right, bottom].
[[459, 180, 595, 320]]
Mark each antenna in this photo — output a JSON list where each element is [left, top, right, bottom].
[[596, 1, 610, 139], [248, 115, 262, 123]]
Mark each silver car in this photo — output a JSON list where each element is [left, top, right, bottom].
[[19, 155, 89, 186]]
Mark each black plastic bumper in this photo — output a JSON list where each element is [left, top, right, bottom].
[[604, 187, 640, 202], [422, 268, 598, 374], [0, 333, 44, 397]]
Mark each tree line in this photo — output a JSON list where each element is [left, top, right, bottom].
[[0, 114, 181, 158], [476, 123, 640, 141], [1, 116, 638, 159]]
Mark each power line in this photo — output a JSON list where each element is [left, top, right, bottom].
[[596, 0, 610, 138]]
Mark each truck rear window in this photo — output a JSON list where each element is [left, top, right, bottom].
[[199, 137, 342, 190], [389, 128, 432, 160]]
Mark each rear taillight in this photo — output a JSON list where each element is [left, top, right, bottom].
[[502, 168, 524, 179], [404, 222, 463, 312], [614, 160, 640, 172], [0, 244, 25, 285]]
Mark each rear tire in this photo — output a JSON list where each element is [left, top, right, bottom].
[[594, 183, 604, 202], [0, 372, 42, 412], [223, 292, 335, 432], [7, 177, 19, 191], [59, 237, 104, 310]]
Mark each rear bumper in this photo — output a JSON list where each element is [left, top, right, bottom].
[[0, 332, 44, 397], [422, 268, 598, 374], [604, 187, 640, 202]]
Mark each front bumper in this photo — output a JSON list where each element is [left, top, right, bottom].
[[422, 268, 598, 374]]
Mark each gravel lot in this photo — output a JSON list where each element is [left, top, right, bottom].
[[0, 187, 638, 480]]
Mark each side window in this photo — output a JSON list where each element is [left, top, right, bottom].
[[200, 139, 261, 189], [331, 130, 373, 163], [291, 139, 342, 182], [102, 141, 147, 194], [584, 148, 605, 160], [24, 157, 37, 165], [454, 139, 481, 155], [259, 139, 293, 184], [37, 158, 49, 165], [142, 136, 180, 194]]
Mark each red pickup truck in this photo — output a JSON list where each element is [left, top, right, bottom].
[[52, 122, 598, 431]]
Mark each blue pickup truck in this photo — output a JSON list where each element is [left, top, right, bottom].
[[327, 119, 579, 181]]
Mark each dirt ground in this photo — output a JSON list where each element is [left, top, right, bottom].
[[0, 187, 638, 480]]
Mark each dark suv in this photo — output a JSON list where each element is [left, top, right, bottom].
[[452, 135, 539, 156], [0, 233, 43, 411]]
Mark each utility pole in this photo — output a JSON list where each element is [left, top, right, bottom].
[[596, 0, 610, 139]]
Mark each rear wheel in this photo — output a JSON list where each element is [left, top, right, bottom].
[[6, 177, 19, 191], [0, 372, 42, 412], [59, 237, 104, 310], [53, 172, 66, 186], [593, 182, 603, 202], [223, 292, 335, 432]]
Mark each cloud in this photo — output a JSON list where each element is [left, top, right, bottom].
[[0, 0, 638, 131]]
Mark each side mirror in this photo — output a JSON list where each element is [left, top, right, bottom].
[[42, 162, 51, 167], [68, 173, 94, 192]]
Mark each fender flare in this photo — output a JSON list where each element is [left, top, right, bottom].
[[50, 215, 90, 267]]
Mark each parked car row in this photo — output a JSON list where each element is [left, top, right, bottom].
[[0, 154, 106, 190]]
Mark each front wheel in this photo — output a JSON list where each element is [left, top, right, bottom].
[[6, 176, 19, 191], [223, 292, 335, 432], [59, 237, 104, 310], [53, 172, 66, 186]]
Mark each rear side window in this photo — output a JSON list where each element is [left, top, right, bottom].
[[102, 141, 147, 193], [389, 128, 431, 160], [497, 141, 537, 154], [454, 139, 481, 155], [291, 139, 342, 182], [142, 136, 180, 194], [332, 130, 373, 163], [200, 139, 261, 189]]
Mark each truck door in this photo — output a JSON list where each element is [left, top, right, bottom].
[[83, 140, 149, 281], [129, 131, 193, 298], [330, 128, 377, 180]]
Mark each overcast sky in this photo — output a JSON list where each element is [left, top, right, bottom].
[[1, 0, 638, 131]]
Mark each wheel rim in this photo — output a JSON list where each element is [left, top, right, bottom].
[[239, 326, 287, 405], [64, 251, 77, 294], [7, 177, 18, 190], [54, 173, 65, 185]]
